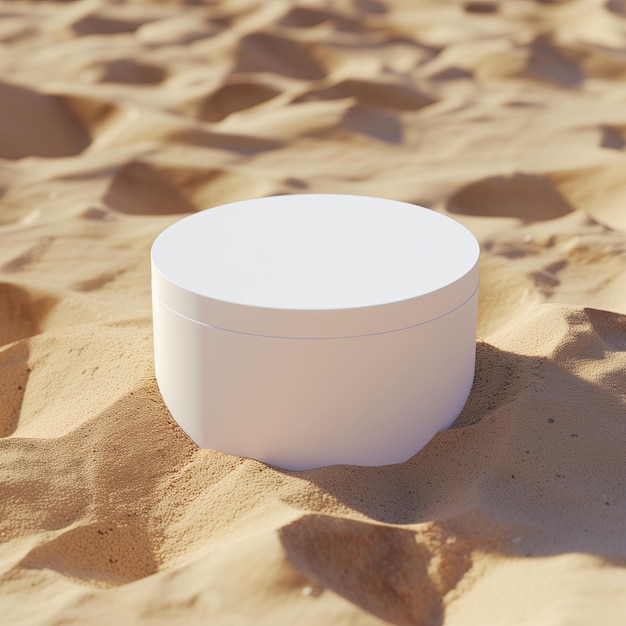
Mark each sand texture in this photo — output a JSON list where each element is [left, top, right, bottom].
[[1, 0, 626, 624]]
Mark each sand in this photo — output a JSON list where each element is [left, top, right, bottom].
[[1, 0, 625, 624]]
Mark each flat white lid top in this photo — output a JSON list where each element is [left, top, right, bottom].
[[152, 195, 479, 338]]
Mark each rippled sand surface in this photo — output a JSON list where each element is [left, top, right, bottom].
[[1, 1, 625, 624]]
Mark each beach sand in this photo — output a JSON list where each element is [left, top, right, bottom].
[[1, 0, 625, 624]]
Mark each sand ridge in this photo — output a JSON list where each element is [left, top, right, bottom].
[[0, 0, 625, 624]]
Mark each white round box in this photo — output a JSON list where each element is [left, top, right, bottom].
[[151, 194, 479, 471]]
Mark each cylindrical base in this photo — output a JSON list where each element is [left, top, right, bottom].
[[153, 292, 477, 471]]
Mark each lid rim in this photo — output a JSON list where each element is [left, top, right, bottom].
[[154, 281, 479, 340], [151, 194, 480, 338], [152, 262, 479, 338]]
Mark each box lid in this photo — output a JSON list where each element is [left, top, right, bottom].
[[151, 194, 479, 339]]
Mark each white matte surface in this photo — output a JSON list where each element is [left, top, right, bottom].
[[152, 194, 478, 311], [151, 194, 480, 470]]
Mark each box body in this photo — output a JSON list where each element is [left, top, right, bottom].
[[153, 291, 477, 470]]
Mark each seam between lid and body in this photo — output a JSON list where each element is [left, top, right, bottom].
[[154, 282, 479, 341]]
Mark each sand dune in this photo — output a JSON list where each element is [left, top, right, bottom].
[[1, 0, 625, 624]]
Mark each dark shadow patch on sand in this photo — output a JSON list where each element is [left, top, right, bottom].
[[295, 78, 435, 111], [0, 82, 91, 159], [278, 7, 333, 27], [354, 0, 388, 14], [1, 239, 54, 273], [0, 341, 30, 438], [583, 307, 626, 351], [451, 341, 529, 429], [90, 59, 167, 84], [527, 36, 584, 87], [505, 99, 544, 109], [235, 32, 328, 80], [105, 159, 268, 214], [430, 67, 474, 81], [73, 269, 127, 292], [58, 94, 119, 135], [529, 259, 567, 295], [278, 7, 363, 31], [71, 15, 147, 36], [80, 206, 115, 221], [0, 283, 54, 344], [19, 522, 160, 587], [104, 161, 197, 215], [198, 81, 281, 123], [283, 177, 309, 189], [341, 105, 404, 143], [447, 173, 574, 221], [600, 125, 626, 150], [606, 0, 626, 15], [463, 2, 499, 14], [280, 515, 461, 626], [167, 129, 282, 155]]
